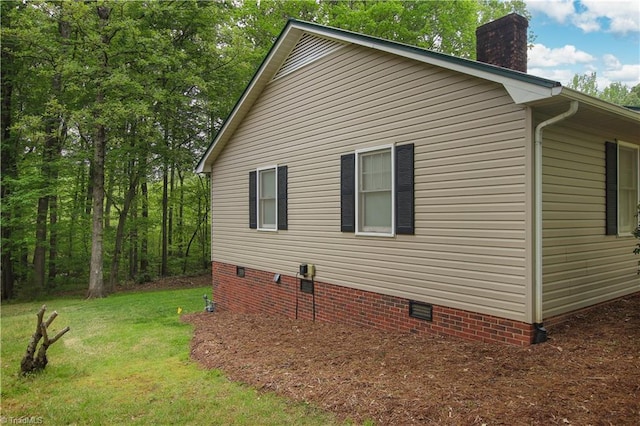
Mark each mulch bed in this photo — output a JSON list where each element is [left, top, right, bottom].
[[184, 294, 640, 425]]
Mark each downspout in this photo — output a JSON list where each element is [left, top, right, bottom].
[[533, 100, 579, 343]]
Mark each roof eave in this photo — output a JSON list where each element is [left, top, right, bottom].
[[288, 20, 563, 105], [195, 20, 638, 173], [196, 22, 305, 173], [195, 20, 566, 173], [557, 87, 640, 122]]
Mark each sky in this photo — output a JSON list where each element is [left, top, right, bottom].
[[524, 0, 640, 89]]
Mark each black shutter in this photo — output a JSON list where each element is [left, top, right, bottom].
[[395, 143, 415, 235], [340, 153, 356, 232], [277, 166, 288, 230], [605, 141, 618, 235], [249, 171, 257, 229]]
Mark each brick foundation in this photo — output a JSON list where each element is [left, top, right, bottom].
[[212, 261, 535, 346]]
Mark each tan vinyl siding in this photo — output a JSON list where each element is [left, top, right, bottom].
[[541, 121, 640, 319], [211, 43, 531, 322]]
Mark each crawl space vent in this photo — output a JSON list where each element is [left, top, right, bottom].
[[300, 279, 314, 294], [409, 301, 433, 321]]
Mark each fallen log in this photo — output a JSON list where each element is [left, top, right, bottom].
[[20, 305, 70, 375]]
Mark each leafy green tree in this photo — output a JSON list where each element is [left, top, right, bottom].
[[568, 72, 639, 107], [2, 1, 218, 297], [321, 1, 478, 57], [601, 82, 629, 104], [234, 0, 529, 61], [627, 84, 640, 107], [2, 0, 537, 299], [1, 0, 70, 297], [0, 1, 21, 299], [568, 72, 599, 97], [602, 83, 640, 107]]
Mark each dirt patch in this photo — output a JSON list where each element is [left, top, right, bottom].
[[184, 292, 640, 425]]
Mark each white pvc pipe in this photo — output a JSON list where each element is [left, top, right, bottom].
[[533, 100, 579, 324]]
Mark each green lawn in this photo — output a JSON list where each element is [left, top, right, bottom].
[[1, 288, 341, 425]]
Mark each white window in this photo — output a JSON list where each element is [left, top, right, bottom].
[[618, 142, 639, 235], [356, 145, 394, 236], [258, 166, 277, 230]]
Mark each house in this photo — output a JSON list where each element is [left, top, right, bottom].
[[196, 14, 640, 345]]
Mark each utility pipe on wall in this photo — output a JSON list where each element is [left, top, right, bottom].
[[533, 100, 579, 342]]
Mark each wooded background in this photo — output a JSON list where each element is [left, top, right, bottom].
[[2, 0, 637, 300]]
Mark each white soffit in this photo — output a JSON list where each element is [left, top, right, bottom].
[[504, 84, 563, 104]]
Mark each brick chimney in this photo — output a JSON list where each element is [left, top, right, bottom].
[[476, 13, 528, 73]]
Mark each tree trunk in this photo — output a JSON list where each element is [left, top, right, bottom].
[[68, 162, 85, 262], [200, 176, 210, 269], [33, 8, 68, 291], [1, 19, 16, 300], [182, 210, 208, 274], [33, 127, 55, 289], [140, 179, 149, 275], [177, 170, 185, 257], [129, 203, 138, 280], [33, 122, 62, 290], [86, 158, 94, 216], [20, 305, 70, 375], [168, 160, 174, 257], [48, 10, 70, 288], [104, 172, 114, 230], [33, 196, 48, 289], [87, 120, 106, 298], [161, 170, 169, 276], [108, 172, 138, 291], [48, 193, 58, 284], [87, 4, 111, 298]]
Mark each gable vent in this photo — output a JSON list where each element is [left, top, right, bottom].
[[272, 33, 346, 81]]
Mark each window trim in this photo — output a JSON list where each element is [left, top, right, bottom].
[[257, 165, 278, 231], [355, 144, 395, 237], [616, 141, 639, 237]]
